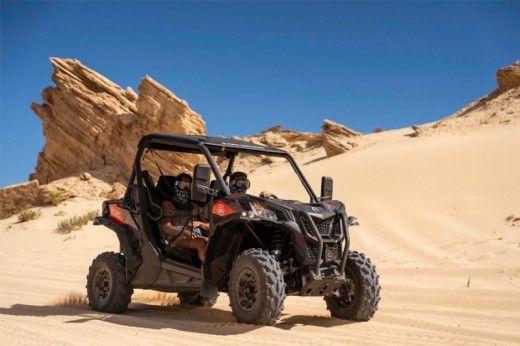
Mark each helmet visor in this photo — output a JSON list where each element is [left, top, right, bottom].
[[231, 178, 250, 190]]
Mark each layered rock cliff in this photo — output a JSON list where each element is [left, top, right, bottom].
[[320, 119, 361, 157], [497, 60, 520, 92], [2, 59, 518, 215], [30, 58, 207, 184], [28, 58, 520, 186], [29, 57, 364, 187]]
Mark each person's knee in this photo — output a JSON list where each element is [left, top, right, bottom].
[[197, 237, 207, 248]]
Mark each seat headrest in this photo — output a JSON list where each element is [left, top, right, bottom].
[[156, 175, 177, 200]]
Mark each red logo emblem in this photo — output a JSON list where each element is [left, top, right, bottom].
[[212, 200, 235, 217]]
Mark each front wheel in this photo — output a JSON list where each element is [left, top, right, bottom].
[[325, 251, 380, 321], [228, 248, 286, 325], [86, 252, 133, 313]]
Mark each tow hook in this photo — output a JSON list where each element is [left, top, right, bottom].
[[347, 216, 360, 227]]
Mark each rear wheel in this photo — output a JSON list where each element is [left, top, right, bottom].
[[177, 291, 218, 307], [86, 252, 133, 313], [325, 251, 380, 321], [228, 248, 286, 325]]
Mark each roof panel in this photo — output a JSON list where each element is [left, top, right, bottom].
[[138, 133, 288, 156]]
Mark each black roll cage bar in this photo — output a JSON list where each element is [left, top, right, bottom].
[[128, 133, 319, 203]]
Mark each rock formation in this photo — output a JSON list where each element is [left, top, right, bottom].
[[30, 58, 207, 185], [242, 125, 322, 153], [0, 181, 41, 215], [26, 58, 520, 183], [21, 57, 368, 199], [225, 125, 324, 174], [3, 58, 517, 214], [497, 60, 520, 92], [426, 61, 520, 133], [0, 173, 121, 216], [505, 213, 520, 228], [321, 119, 361, 157]]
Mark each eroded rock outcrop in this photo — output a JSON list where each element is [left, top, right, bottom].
[[423, 61, 520, 135], [321, 119, 361, 157], [225, 125, 324, 174], [0, 181, 41, 215], [243, 125, 322, 153], [497, 60, 520, 92], [30, 58, 207, 184], [0, 173, 126, 216]]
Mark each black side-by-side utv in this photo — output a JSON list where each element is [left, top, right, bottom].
[[86, 133, 380, 325]]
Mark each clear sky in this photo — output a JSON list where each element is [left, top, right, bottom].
[[1, 1, 519, 188]]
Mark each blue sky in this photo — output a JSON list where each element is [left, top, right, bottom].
[[1, 1, 519, 188]]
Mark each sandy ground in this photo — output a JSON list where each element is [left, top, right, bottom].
[[1, 122, 520, 345]]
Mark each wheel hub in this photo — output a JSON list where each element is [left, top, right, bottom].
[[236, 269, 259, 312], [335, 277, 355, 307], [94, 268, 111, 301]]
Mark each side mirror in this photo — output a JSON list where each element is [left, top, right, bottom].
[[192, 164, 212, 204], [320, 176, 333, 201]]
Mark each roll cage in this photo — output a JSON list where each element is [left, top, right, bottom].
[[129, 133, 320, 203]]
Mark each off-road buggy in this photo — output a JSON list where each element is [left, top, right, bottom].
[[87, 133, 380, 325]]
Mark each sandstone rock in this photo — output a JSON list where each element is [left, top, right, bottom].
[[0, 180, 40, 215], [262, 125, 283, 133], [124, 87, 138, 101], [505, 213, 520, 227], [30, 58, 207, 185], [225, 126, 323, 174], [38, 185, 76, 204], [26, 57, 362, 194], [497, 60, 520, 92], [40, 175, 112, 200], [262, 132, 288, 148], [105, 182, 127, 199], [244, 125, 322, 153], [137, 76, 206, 136], [79, 172, 92, 181], [414, 61, 520, 134], [321, 119, 361, 157], [411, 125, 423, 137]]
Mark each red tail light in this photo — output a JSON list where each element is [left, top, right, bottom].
[[108, 203, 125, 225]]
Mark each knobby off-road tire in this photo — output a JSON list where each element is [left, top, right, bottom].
[[325, 250, 380, 321], [177, 291, 218, 307], [86, 252, 133, 313], [229, 248, 286, 325]]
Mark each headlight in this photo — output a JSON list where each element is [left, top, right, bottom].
[[250, 201, 278, 221]]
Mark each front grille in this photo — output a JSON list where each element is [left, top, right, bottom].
[[307, 243, 341, 262], [301, 213, 343, 264], [301, 215, 341, 239], [308, 244, 318, 261]]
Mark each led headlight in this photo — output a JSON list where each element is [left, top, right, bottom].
[[241, 211, 256, 218], [250, 201, 278, 221]]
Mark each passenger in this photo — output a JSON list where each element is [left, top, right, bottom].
[[229, 171, 273, 198], [160, 173, 208, 262], [174, 173, 210, 231]]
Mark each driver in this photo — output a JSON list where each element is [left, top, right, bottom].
[[229, 171, 273, 198]]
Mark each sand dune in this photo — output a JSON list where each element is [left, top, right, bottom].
[[1, 121, 519, 345]]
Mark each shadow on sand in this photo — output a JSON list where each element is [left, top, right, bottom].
[[0, 301, 355, 333]]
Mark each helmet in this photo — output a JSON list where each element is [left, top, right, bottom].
[[173, 173, 192, 206], [229, 171, 250, 194]]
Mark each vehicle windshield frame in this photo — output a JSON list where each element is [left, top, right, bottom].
[[131, 133, 319, 203]]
